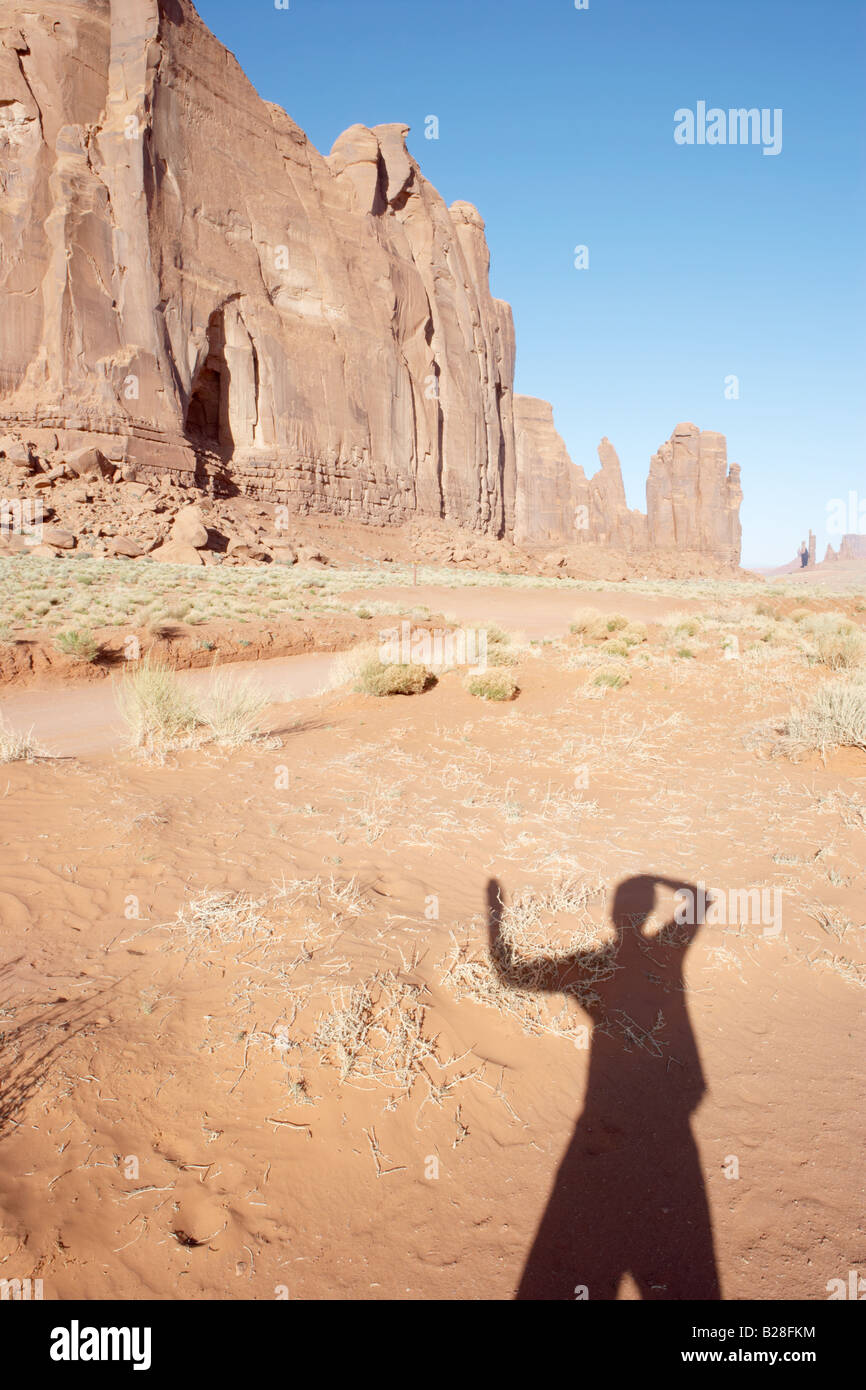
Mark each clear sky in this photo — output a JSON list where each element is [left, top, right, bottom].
[[194, 0, 865, 567]]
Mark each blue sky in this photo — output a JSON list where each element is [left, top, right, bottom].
[[194, 0, 865, 566]]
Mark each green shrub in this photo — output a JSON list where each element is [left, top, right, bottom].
[[605, 614, 628, 633], [603, 638, 630, 658], [464, 670, 518, 701], [54, 629, 100, 662]]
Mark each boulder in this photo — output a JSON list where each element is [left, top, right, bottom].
[[170, 505, 209, 549], [151, 541, 205, 566], [41, 527, 76, 550], [108, 537, 147, 558], [227, 536, 271, 561], [0, 533, 31, 554], [64, 447, 113, 481], [5, 443, 33, 473], [32, 466, 66, 489]]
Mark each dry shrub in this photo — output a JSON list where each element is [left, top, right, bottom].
[[357, 659, 433, 696], [806, 616, 866, 671], [602, 638, 630, 658], [116, 657, 199, 751], [201, 669, 269, 745], [464, 670, 518, 701], [593, 667, 630, 689], [751, 678, 866, 759], [0, 716, 41, 764], [570, 608, 608, 641]]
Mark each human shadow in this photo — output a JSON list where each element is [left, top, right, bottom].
[[487, 874, 720, 1300]]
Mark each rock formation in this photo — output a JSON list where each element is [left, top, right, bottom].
[[0, 0, 743, 567], [839, 534, 866, 562], [513, 405, 742, 566]]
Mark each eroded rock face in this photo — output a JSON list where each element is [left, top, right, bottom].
[[0, 0, 742, 565], [0, 0, 515, 535]]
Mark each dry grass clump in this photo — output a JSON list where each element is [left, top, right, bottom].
[[200, 669, 270, 746], [464, 670, 518, 701], [661, 611, 702, 641], [601, 638, 630, 658], [312, 971, 439, 1093], [356, 659, 433, 696], [592, 667, 630, 689], [439, 881, 612, 1044], [570, 608, 608, 641], [621, 622, 648, 646], [484, 626, 522, 666], [570, 609, 630, 643], [116, 657, 199, 752], [324, 642, 379, 692], [53, 629, 100, 663], [604, 614, 628, 633], [116, 657, 270, 752], [487, 647, 519, 667], [0, 716, 42, 764], [171, 890, 268, 952], [802, 614, 866, 671], [750, 678, 866, 759]]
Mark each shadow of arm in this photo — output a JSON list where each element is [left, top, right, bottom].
[[486, 886, 613, 995]]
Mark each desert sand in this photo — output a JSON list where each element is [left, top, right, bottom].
[[0, 575, 863, 1301]]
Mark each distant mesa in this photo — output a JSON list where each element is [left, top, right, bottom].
[[0, 0, 742, 572]]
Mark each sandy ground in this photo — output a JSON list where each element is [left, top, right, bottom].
[[0, 593, 863, 1301], [342, 584, 702, 640]]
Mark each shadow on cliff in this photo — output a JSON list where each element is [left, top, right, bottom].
[[486, 874, 720, 1300]]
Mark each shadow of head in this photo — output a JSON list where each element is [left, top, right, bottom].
[[611, 873, 706, 933]]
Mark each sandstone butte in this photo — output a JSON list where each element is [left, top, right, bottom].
[[0, 0, 743, 569]]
